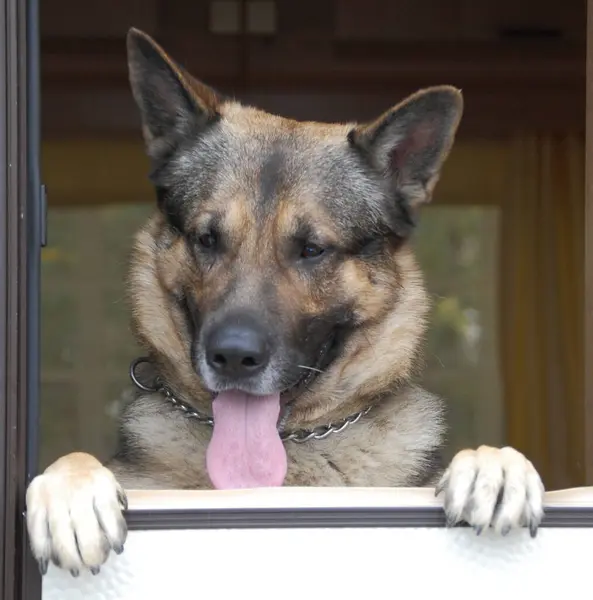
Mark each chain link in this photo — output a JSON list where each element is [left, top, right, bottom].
[[279, 405, 373, 443], [160, 387, 214, 426], [130, 357, 372, 444]]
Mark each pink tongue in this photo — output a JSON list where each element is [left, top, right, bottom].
[[206, 391, 287, 489]]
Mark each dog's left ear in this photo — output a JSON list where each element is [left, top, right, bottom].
[[349, 86, 463, 211], [126, 27, 221, 161]]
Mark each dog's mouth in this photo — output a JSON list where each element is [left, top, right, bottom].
[[206, 330, 341, 492], [178, 297, 350, 491]]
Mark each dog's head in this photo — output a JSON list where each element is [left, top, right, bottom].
[[125, 28, 462, 487]]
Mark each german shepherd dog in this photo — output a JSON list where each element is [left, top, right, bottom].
[[26, 28, 544, 577]]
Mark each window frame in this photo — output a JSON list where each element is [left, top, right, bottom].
[[2, 2, 593, 600], [0, 0, 43, 598], [123, 504, 593, 531], [585, 0, 593, 483]]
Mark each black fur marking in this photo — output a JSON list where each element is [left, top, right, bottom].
[[346, 128, 357, 147], [182, 293, 203, 372], [259, 145, 286, 210], [154, 185, 168, 209], [275, 305, 356, 402], [154, 186, 187, 233], [340, 222, 400, 258], [112, 426, 147, 466], [300, 306, 357, 368], [357, 235, 397, 258], [325, 457, 346, 480]]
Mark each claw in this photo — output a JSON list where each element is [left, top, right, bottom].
[[113, 543, 124, 555], [434, 471, 450, 498], [529, 522, 539, 538], [70, 568, 80, 578], [117, 489, 128, 511], [445, 516, 457, 528], [90, 566, 101, 576], [38, 558, 48, 576]]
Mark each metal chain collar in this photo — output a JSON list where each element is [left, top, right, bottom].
[[130, 357, 372, 444]]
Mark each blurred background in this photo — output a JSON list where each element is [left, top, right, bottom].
[[39, 0, 585, 490]]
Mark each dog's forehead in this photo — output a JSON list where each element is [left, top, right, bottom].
[[222, 118, 352, 187], [170, 110, 384, 232]]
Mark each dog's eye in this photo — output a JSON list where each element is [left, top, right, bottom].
[[198, 232, 217, 249], [300, 243, 325, 259]]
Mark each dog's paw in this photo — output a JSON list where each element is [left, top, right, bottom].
[[26, 452, 128, 577], [435, 445, 544, 537]]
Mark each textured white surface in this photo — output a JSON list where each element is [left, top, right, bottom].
[[41, 527, 592, 600], [41, 487, 593, 600]]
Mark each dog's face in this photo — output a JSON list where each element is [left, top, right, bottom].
[[126, 28, 463, 422]]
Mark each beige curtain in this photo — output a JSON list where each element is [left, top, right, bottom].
[[501, 133, 584, 489]]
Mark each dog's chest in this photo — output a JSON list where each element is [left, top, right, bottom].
[[123, 388, 444, 490]]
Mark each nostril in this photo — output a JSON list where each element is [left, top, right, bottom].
[[213, 354, 227, 366], [241, 356, 258, 368]]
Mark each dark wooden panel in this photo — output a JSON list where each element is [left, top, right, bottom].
[[40, 37, 585, 138], [335, 0, 464, 41], [335, 0, 585, 42], [41, 34, 243, 88], [42, 35, 585, 90], [277, 0, 333, 34], [42, 85, 585, 138], [41, 0, 158, 37]]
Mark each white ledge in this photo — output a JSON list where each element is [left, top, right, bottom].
[[124, 486, 593, 511]]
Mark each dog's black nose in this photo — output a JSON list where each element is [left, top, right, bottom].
[[205, 320, 270, 379]]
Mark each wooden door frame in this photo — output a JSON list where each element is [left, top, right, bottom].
[[586, 0, 593, 485]]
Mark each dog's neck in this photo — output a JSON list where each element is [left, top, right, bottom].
[[129, 356, 373, 443]]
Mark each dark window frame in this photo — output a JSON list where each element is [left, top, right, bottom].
[[1, 1, 593, 599], [0, 0, 42, 598], [123, 505, 593, 531]]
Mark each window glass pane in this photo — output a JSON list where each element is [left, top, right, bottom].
[[40, 204, 152, 468], [40, 204, 502, 471], [414, 206, 503, 463]]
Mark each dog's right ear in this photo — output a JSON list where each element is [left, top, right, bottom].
[[349, 86, 462, 217], [126, 28, 220, 160]]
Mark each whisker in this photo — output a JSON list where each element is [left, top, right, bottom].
[[362, 330, 378, 361], [297, 364, 325, 374]]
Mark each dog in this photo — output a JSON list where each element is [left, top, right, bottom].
[[25, 27, 545, 577]]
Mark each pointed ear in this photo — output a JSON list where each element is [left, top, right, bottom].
[[349, 86, 463, 211], [126, 27, 221, 160]]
